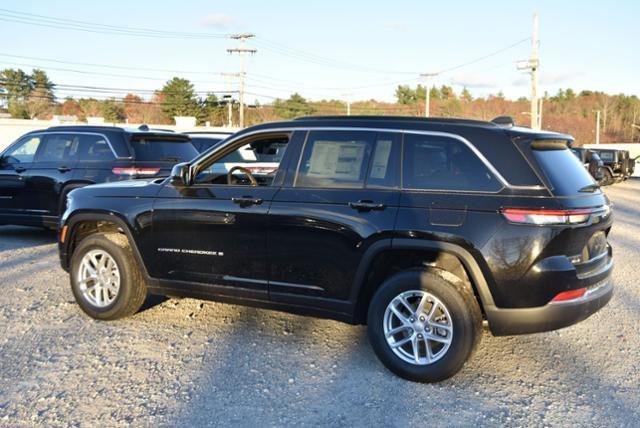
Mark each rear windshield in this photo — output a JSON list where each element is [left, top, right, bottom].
[[598, 151, 615, 161], [130, 139, 198, 162], [191, 137, 224, 153], [533, 148, 599, 195]]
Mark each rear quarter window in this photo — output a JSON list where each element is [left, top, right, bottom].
[[532, 148, 598, 195]]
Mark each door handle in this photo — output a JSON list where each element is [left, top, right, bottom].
[[14, 167, 26, 173], [348, 200, 386, 212], [232, 196, 263, 207], [58, 167, 72, 173]]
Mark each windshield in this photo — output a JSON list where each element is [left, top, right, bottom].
[[533, 148, 599, 195], [130, 139, 198, 162]]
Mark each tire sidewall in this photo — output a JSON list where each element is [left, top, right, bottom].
[[70, 234, 137, 320], [367, 270, 479, 382]]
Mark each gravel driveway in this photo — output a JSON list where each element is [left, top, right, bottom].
[[1, 181, 639, 427]]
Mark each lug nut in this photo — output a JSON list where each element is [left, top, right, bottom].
[[419, 316, 425, 322]]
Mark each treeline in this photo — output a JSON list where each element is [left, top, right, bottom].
[[1, 67, 639, 145]]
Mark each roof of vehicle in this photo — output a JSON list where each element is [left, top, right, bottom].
[[185, 131, 235, 135], [236, 115, 573, 141], [45, 125, 177, 135]]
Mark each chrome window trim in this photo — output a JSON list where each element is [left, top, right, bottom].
[[25, 131, 122, 160], [191, 126, 546, 191]]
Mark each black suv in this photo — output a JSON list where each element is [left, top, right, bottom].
[[58, 116, 613, 382], [0, 125, 198, 229]]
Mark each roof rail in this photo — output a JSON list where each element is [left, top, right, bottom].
[[294, 115, 496, 126]]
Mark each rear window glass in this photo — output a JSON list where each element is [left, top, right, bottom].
[[598, 151, 615, 161], [130, 139, 198, 162], [402, 134, 501, 192], [533, 148, 598, 195]]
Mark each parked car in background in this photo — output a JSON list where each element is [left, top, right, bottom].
[[588, 148, 629, 184], [185, 131, 234, 153], [59, 116, 613, 382], [571, 147, 604, 183], [0, 125, 198, 229]]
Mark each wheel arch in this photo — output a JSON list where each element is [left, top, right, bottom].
[[62, 212, 150, 280], [351, 238, 495, 324]]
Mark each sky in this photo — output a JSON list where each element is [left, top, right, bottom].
[[0, 0, 638, 104]]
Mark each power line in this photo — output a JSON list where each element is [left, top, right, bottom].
[[0, 52, 221, 75], [0, 60, 227, 84], [0, 8, 230, 39]]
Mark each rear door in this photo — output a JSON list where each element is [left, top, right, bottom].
[[0, 134, 42, 216], [72, 133, 118, 185], [267, 130, 401, 304], [29, 133, 79, 217]]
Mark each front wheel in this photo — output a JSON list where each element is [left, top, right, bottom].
[[367, 270, 482, 382], [69, 233, 147, 320]]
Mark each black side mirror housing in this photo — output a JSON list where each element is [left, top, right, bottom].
[[170, 162, 192, 186]]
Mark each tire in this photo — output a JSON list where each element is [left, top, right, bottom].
[[367, 269, 482, 382], [601, 169, 613, 186], [69, 232, 147, 320]]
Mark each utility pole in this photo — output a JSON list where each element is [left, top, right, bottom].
[[419, 73, 438, 117], [342, 93, 353, 116], [227, 34, 256, 128], [221, 72, 240, 127], [517, 13, 540, 129], [595, 110, 601, 145]]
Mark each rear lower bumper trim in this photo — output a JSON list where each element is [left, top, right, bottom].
[[486, 279, 613, 336]]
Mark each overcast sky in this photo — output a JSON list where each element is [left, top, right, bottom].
[[0, 0, 637, 103]]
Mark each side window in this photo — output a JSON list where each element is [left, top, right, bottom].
[[366, 132, 400, 189], [195, 135, 290, 186], [37, 134, 78, 163], [295, 131, 377, 189], [402, 134, 502, 192], [76, 135, 115, 161], [3, 136, 41, 163]]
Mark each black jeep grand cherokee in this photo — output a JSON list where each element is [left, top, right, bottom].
[[58, 116, 613, 382]]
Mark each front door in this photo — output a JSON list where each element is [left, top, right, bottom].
[[148, 132, 296, 299], [0, 134, 42, 220], [267, 130, 401, 304]]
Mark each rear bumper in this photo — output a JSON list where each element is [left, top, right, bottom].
[[486, 276, 613, 335]]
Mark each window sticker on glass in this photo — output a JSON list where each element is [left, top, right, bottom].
[[370, 139, 392, 179], [308, 141, 366, 180]]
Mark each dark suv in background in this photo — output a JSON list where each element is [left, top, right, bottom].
[[58, 116, 613, 382], [0, 125, 198, 229]]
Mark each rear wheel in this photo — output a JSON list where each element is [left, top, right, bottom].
[[601, 169, 613, 186], [70, 233, 147, 320], [367, 270, 482, 382]]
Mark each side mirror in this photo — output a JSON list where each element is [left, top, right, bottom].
[[170, 162, 192, 186]]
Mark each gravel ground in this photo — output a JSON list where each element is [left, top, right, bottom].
[[1, 181, 639, 427]]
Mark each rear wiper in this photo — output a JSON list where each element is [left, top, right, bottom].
[[578, 184, 600, 193], [159, 157, 180, 162]]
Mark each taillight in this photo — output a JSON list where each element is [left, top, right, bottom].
[[112, 167, 160, 176], [501, 208, 593, 225], [550, 287, 587, 302]]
